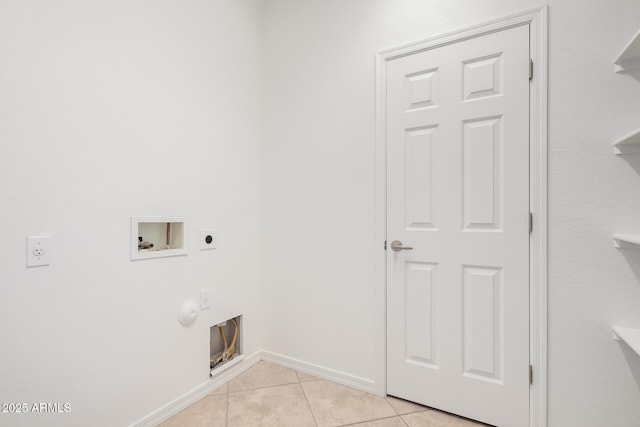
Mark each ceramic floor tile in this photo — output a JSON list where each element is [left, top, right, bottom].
[[208, 383, 227, 395], [227, 383, 316, 427], [385, 396, 426, 415], [302, 379, 396, 427], [345, 416, 408, 426], [297, 370, 321, 382], [227, 361, 299, 392], [402, 410, 486, 427], [158, 395, 226, 427]]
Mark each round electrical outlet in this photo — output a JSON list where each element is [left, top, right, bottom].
[[199, 230, 216, 250]]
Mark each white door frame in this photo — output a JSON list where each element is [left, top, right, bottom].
[[374, 7, 548, 426]]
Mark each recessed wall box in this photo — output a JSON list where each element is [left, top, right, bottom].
[[210, 315, 243, 376], [131, 216, 187, 260]]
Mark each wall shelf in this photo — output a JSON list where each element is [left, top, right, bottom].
[[612, 28, 640, 366], [614, 28, 640, 73], [613, 326, 640, 356], [613, 128, 640, 155], [613, 234, 640, 248]]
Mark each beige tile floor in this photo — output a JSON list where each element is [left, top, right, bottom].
[[159, 361, 487, 427]]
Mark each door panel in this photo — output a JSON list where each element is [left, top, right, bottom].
[[463, 116, 502, 230], [387, 24, 530, 427], [405, 126, 437, 230], [462, 265, 503, 383], [405, 261, 438, 368]]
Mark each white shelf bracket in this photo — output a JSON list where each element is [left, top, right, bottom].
[[613, 234, 640, 249], [614, 28, 640, 73], [612, 326, 640, 357]]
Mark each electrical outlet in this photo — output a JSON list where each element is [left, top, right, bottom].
[[27, 236, 50, 267], [200, 229, 216, 250], [200, 289, 211, 310]]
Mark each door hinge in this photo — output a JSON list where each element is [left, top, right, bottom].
[[529, 212, 533, 234], [529, 365, 533, 385], [384, 240, 387, 250], [529, 59, 533, 80]]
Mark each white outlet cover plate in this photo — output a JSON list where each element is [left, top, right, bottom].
[[200, 229, 216, 250], [27, 235, 50, 267]]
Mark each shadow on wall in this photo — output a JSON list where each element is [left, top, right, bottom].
[[621, 69, 640, 82], [618, 151, 640, 177], [619, 344, 640, 389], [619, 249, 640, 284]]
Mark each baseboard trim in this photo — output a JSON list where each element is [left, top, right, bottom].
[[130, 349, 378, 426], [128, 351, 263, 427], [261, 350, 377, 394]]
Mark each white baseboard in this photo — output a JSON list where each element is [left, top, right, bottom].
[[261, 350, 377, 394], [128, 351, 263, 427], [130, 349, 378, 426]]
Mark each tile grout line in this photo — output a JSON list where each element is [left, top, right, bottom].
[[225, 383, 229, 427], [167, 361, 470, 427], [385, 396, 402, 417], [385, 396, 431, 417], [228, 380, 301, 394], [298, 376, 320, 427], [227, 364, 321, 394], [338, 414, 407, 427], [226, 361, 311, 393]]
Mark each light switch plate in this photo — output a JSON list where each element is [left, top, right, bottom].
[[200, 289, 211, 310], [27, 235, 50, 267]]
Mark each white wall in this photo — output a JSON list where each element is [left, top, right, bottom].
[[0, 1, 262, 426], [261, 1, 640, 426], [4, 1, 640, 426]]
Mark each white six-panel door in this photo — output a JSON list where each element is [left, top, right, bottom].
[[386, 25, 530, 427]]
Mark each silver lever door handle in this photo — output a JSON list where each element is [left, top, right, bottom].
[[390, 240, 413, 252]]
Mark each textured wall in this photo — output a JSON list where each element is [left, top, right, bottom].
[[0, 1, 263, 426], [3, 1, 640, 425], [261, 1, 640, 426]]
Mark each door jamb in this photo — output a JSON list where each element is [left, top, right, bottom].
[[373, 7, 548, 426]]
